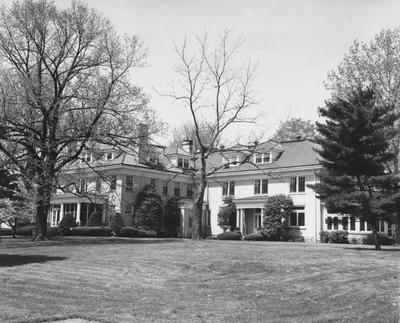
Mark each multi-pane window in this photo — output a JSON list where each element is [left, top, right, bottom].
[[254, 179, 268, 195], [254, 152, 271, 164], [82, 152, 92, 163], [290, 207, 305, 227], [183, 159, 189, 169], [174, 182, 181, 197], [95, 177, 101, 192], [350, 216, 355, 231], [150, 178, 156, 189], [105, 152, 113, 161], [124, 203, 133, 215], [162, 181, 168, 196], [126, 175, 133, 191], [290, 176, 305, 193], [222, 181, 235, 196], [80, 178, 88, 193], [342, 216, 356, 231], [187, 183, 193, 197], [229, 155, 239, 166], [110, 175, 117, 190]]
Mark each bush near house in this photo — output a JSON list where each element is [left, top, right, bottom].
[[163, 198, 181, 237], [243, 233, 266, 241], [87, 211, 102, 227], [263, 194, 293, 240], [57, 213, 77, 235], [362, 233, 394, 246], [217, 196, 236, 232], [134, 186, 163, 232], [110, 213, 125, 235], [320, 231, 349, 244], [119, 227, 157, 238], [217, 231, 242, 240], [15, 225, 35, 237], [71, 226, 113, 237]]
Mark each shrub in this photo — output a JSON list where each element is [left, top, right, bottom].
[[243, 233, 265, 241], [263, 194, 293, 240], [217, 196, 236, 232], [71, 226, 113, 237], [86, 211, 102, 227], [362, 233, 394, 246], [217, 231, 242, 240], [57, 213, 76, 235], [47, 226, 60, 238], [15, 225, 35, 236], [110, 213, 125, 234], [119, 226, 157, 238], [320, 231, 349, 244], [134, 197, 163, 232], [164, 198, 181, 237]]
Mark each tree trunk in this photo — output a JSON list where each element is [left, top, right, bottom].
[[371, 222, 381, 250], [32, 184, 52, 241], [191, 152, 207, 240]]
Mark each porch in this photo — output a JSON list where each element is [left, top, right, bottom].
[[234, 196, 266, 236]]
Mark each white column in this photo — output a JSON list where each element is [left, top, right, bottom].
[[236, 209, 240, 229], [261, 208, 265, 228], [181, 208, 185, 237], [242, 209, 246, 235], [76, 202, 81, 226], [60, 203, 64, 221], [355, 218, 360, 232]]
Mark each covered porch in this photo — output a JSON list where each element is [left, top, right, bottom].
[[49, 193, 107, 227], [234, 196, 267, 236]]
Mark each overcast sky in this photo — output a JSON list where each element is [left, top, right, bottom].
[[58, 0, 400, 144]]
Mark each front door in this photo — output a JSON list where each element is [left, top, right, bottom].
[[51, 205, 61, 227]]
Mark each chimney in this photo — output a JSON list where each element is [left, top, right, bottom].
[[182, 139, 193, 154], [138, 123, 149, 163]]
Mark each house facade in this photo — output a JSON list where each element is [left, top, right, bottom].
[[205, 140, 395, 242], [47, 138, 394, 242]]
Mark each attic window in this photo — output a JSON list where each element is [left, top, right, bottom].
[[254, 152, 271, 164], [229, 155, 240, 166], [82, 152, 92, 163], [105, 152, 113, 161]]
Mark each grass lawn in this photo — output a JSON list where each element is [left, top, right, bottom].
[[0, 237, 399, 323]]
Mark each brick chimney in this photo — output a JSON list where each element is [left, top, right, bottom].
[[138, 123, 149, 163], [182, 139, 193, 154]]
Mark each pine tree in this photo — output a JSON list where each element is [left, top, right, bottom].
[[312, 89, 398, 250]]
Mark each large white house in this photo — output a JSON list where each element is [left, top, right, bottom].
[[47, 138, 394, 241]]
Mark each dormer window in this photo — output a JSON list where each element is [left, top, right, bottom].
[[105, 152, 113, 161], [177, 157, 190, 169], [254, 152, 271, 164], [82, 152, 92, 163]]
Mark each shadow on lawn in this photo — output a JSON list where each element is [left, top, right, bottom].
[[0, 254, 66, 267], [345, 247, 400, 252]]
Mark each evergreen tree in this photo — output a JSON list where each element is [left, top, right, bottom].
[[134, 185, 163, 232], [217, 197, 237, 232], [312, 89, 398, 250]]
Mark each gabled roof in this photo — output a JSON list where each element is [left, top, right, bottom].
[[208, 140, 320, 175], [164, 146, 191, 157]]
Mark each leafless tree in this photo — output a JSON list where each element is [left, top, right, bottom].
[[166, 30, 259, 239], [0, 0, 154, 240]]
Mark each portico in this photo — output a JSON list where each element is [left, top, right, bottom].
[[234, 196, 267, 235]]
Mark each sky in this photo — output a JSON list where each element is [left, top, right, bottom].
[[55, 0, 400, 145]]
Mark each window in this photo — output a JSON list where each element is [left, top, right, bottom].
[[124, 203, 133, 215], [110, 175, 117, 191], [174, 182, 181, 197], [188, 216, 193, 228], [187, 184, 193, 197], [64, 203, 77, 218], [290, 176, 305, 193], [82, 152, 92, 163], [380, 220, 385, 232], [229, 155, 239, 166], [254, 179, 268, 194], [126, 175, 133, 191], [162, 181, 168, 196], [177, 158, 183, 168], [254, 152, 271, 164], [105, 152, 113, 161], [222, 181, 235, 196], [95, 177, 101, 192], [360, 220, 365, 231], [290, 207, 305, 227], [150, 178, 156, 189], [388, 223, 392, 236], [80, 178, 88, 193], [342, 217, 348, 230], [183, 159, 189, 169]]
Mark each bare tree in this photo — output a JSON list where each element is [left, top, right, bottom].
[[166, 30, 259, 240], [0, 0, 153, 240], [271, 118, 316, 142]]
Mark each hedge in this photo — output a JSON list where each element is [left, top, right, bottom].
[[320, 231, 349, 244], [243, 233, 266, 241], [15, 225, 35, 236], [70, 226, 113, 237], [362, 233, 394, 246], [217, 231, 242, 240], [119, 227, 157, 238]]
